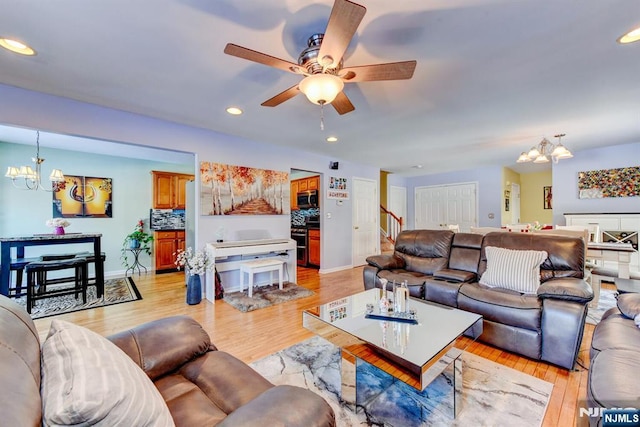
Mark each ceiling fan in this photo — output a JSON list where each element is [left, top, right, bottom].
[[224, 0, 417, 116]]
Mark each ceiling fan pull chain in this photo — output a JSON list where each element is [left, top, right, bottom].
[[320, 102, 325, 130]]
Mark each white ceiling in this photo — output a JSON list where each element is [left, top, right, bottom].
[[0, 0, 638, 176]]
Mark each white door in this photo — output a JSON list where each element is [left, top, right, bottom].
[[352, 177, 379, 266], [511, 183, 521, 224], [415, 183, 478, 232], [389, 185, 407, 237]]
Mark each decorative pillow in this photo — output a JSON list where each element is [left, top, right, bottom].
[[41, 320, 175, 427], [617, 293, 640, 320], [479, 246, 548, 294]]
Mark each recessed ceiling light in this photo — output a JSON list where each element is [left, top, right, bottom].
[[0, 37, 36, 55], [413, 164, 423, 169], [226, 107, 243, 115], [326, 136, 338, 143], [617, 26, 640, 44]]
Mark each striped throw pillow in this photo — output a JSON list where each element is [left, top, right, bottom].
[[41, 320, 175, 427], [479, 246, 548, 294]]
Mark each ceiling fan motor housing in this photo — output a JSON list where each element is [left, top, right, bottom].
[[298, 34, 342, 74]]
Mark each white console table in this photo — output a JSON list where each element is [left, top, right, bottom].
[[564, 213, 639, 272], [205, 239, 296, 302]]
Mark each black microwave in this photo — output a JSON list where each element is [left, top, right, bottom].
[[297, 190, 318, 209]]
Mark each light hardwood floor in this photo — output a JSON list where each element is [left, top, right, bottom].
[[33, 266, 594, 427]]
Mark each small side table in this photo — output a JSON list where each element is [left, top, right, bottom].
[[124, 248, 148, 276]]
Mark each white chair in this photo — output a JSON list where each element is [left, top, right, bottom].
[[470, 227, 506, 235], [448, 224, 460, 233]]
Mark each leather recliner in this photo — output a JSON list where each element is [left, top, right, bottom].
[[364, 230, 593, 370], [0, 294, 335, 427]]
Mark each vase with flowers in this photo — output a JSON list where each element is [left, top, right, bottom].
[[121, 220, 153, 269], [174, 247, 212, 305], [46, 218, 71, 235]]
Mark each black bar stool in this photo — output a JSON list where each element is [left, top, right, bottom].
[[24, 257, 88, 314]]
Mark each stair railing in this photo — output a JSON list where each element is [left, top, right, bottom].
[[380, 205, 403, 243]]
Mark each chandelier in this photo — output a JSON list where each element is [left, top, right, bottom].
[[5, 130, 65, 191], [517, 133, 573, 164]]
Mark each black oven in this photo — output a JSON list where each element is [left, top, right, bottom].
[[291, 227, 308, 266], [297, 190, 318, 209]]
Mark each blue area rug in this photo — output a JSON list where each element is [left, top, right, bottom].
[[251, 336, 552, 426]]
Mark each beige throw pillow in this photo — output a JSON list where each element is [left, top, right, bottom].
[[41, 320, 175, 427], [480, 246, 548, 294]]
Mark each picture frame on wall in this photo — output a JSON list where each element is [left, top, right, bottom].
[[543, 186, 552, 210]]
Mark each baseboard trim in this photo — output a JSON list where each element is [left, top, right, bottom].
[[319, 264, 354, 274]]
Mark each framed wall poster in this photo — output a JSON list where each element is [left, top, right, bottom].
[[199, 162, 290, 215], [577, 166, 640, 199], [327, 176, 349, 200], [505, 198, 510, 212], [543, 186, 552, 209], [53, 175, 113, 218]]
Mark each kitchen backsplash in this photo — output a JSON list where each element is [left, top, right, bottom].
[[291, 208, 320, 227], [150, 209, 185, 230]]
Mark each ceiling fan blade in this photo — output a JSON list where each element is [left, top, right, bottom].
[[224, 43, 303, 74], [331, 91, 355, 115], [318, 0, 366, 69], [261, 84, 301, 107], [341, 61, 417, 82]]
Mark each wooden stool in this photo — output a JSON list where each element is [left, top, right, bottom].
[[240, 259, 284, 298], [24, 257, 88, 314]]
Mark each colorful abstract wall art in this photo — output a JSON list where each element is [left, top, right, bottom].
[[578, 166, 640, 199], [53, 176, 113, 218], [200, 162, 290, 215]]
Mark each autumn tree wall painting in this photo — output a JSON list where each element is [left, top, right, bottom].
[[200, 162, 290, 215]]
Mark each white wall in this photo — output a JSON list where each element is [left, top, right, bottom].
[[0, 84, 379, 271]]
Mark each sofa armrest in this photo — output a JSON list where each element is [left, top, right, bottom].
[[108, 315, 214, 380], [218, 385, 335, 427], [537, 278, 593, 303], [366, 254, 405, 270]]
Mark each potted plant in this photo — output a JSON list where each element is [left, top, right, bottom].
[[121, 220, 153, 269], [174, 247, 212, 304]]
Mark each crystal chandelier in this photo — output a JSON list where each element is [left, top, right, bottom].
[[5, 130, 65, 191], [517, 133, 573, 164]]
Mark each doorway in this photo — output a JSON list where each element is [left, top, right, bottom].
[[291, 169, 322, 271], [352, 177, 379, 266]]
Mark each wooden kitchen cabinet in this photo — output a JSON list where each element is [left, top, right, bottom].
[[290, 180, 299, 210], [290, 176, 320, 210], [308, 228, 320, 267], [155, 230, 186, 272], [152, 171, 194, 209]]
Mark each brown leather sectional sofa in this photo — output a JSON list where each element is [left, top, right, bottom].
[[587, 294, 640, 426], [364, 229, 594, 370], [0, 294, 335, 426]]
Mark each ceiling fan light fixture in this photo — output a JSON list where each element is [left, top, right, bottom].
[[326, 136, 338, 143], [299, 74, 344, 105]]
